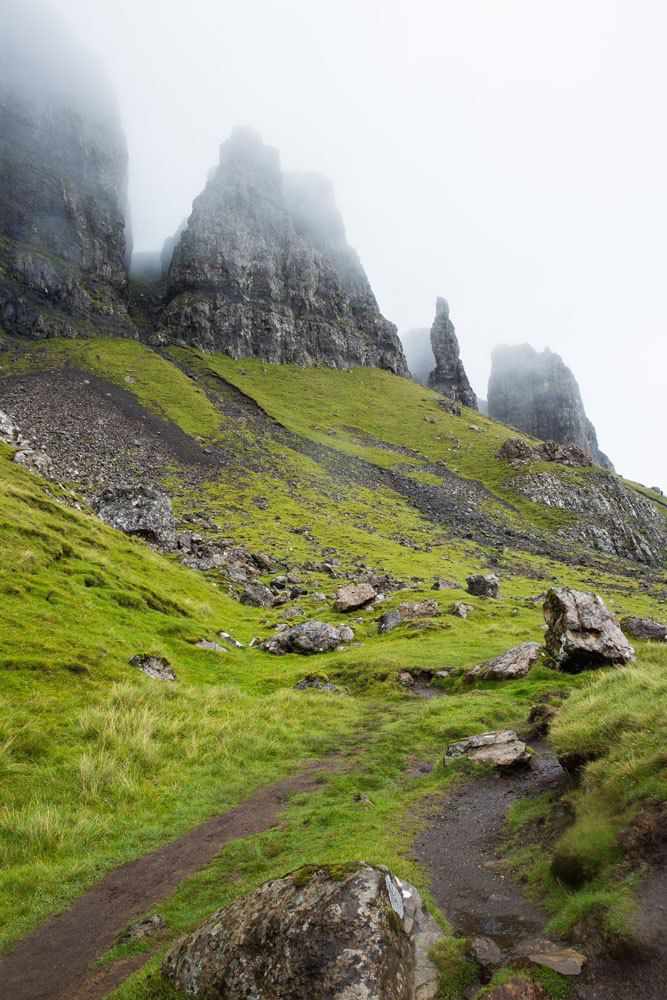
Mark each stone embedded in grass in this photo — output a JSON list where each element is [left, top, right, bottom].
[[451, 601, 472, 618], [543, 587, 635, 670], [431, 577, 461, 590], [240, 582, 275, 607], [620, 616, 667, 642], [195, 639, 226, 653], [333, 582, 377, 612], [377, 609, 404, 634], [118, 914, 166, 943], [397, 599, 439, 619], [162, 862, 443, 1000], [463, 642, 542, 683], [261, 621, 353, 655], [94, 485, 177, 547], [468, 935, 503, 976], [129, 654, 175, 681], [521, 940, 587, 976], [466, 573, 500, 598], [479, 978, 548, 999], [445, 731, 530, 769], [293, 673, 344, 693], [217, 630, 244, 648]]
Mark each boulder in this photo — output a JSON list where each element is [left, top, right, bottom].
[[466, 573, 500, 598], [118, 914, 166, 943], [162, 862, 443, 1000], [293, 673, 343, 693], [378, 609, 404, 634], [464, 642, 542, 683], [94, 486, 176, 547], [480, 979, 548, 999], [398, 671, 415, 687], [129, 654, 175, 682], [544, 588, 635, 670], [451, 601, 472, 618], [261, 621, 353, 655], [620, 616, 667, 642], [334, 582, 377, 612], [240, 582, 275, 608], [397, 599, 439, 619], [468, 935, 503, 976], [431, 578, 461, 590], [520, 941, 587, 976], [445, 731, 530, 769], [498, 437, 591, 468]]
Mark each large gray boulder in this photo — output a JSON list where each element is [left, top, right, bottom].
[[620, 616, 667, 642], [261, 621, 354, 655], [94, 485, 176, 547], [162, 862, 443, 999], [159, 128, 408, 375], [544, 588, 635, 671], [464, 642, 542, 683], [446, 731, 530, 769], [334, 582, 377, 612], [0, 0, 135, 339], [426, 298, 476, 408], [466, 573, 500, 598]]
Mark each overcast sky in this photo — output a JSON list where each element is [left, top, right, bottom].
[[49, 0, 666, 489]]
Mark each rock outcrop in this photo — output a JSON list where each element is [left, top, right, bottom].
[[0, 0, 135, 339], [159, 127, 408, 374], [445, 731, 530, 769], [487, 345, 612, 469], [261, 620, 354, 655], [464, 642, 542, 682], [620, 616, 667, 642], [466, 573, 500, 598], [94, 486, 176, 547], [426, 298, 476, 408], [543, 588, 635, 670], [163, 862, 443, 999]]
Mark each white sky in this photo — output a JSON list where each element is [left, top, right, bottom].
[[48, 1, 666, 489]]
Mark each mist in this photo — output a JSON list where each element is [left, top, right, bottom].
[[14, 0, 667, 488]]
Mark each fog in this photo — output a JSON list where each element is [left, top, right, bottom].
[[21, 1, 667, 488]]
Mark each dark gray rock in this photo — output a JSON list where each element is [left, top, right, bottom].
[[378, 609, 404, 634], [464, 642, 542, 682], [620, 616, 667, 642], [468, 935, 504, 976], [240, 582, 275, 608], [159, 128, 408, 375], [0, 1, 135, 339], [445, 731, 530, 769], [162, 862, 443, 1000], [426, 298, 476, 408], [544, 587, 635, 670], [129, 654, 175, 682], [466, 573, 500, 598], [293, 673, 342, 693], [0, 409, 53, 478], [94, 486, 176, 547], [488, 344, 612, 469], [261, 621, 354, 655], [512, 469, 666, 565]]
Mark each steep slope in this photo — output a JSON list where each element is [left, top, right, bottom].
[[427, 298, 477, 408], [159, 128, 408, 374], [0, 0, 135, 339], [488, 344, 612, 469]]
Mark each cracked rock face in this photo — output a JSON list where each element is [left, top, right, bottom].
[[0, 1, 135, 339], [160, 127, 408, 375], [426, 298, 476, 408], [543, 587, 635, 671], [162, 862, 443, 999], [487, 345, 612, 469]]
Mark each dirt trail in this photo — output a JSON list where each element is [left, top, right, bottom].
[[0, 760, 340, 1000], [416, 742, 667, 999]]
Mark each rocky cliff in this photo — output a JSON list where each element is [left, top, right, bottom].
[[0, 0, 135, 339], [426, 298, 476, 408], [159, 128, 408, 374], [488, 344, 612, 469]]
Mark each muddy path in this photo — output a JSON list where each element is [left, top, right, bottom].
[[416, 742, 667, 999], [0, 759, 342, 1000]]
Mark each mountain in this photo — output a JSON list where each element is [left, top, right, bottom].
[[426, 298, 477, 408], [488, 344, 612, 469], [158, 127, 408, 374], [0, 0, 135, 339]]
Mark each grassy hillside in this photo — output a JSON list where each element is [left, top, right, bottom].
[[0, 337, 665, 997]]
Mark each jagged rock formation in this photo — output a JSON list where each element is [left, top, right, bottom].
[[426, 298, 477, 408], [487, 345, 612, 469], [0, 0, 135, 339], [159, 127, 408, 374]]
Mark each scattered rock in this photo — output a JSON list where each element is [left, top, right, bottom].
[[195, 640, 226, 653], [431, 578, 461, 591], [479, 978, 548, 999], [466, 573, 500, 598], [162, 862, 443, 999], [468, 935, 503, 976], [216, 630, 244, 648], [261, 621, 353, 655], [333, 582, 377, 612], [396, 599, 439, 619], [240, 582, 275, 608], [94, 486, 176, 547], [498, 437, 592, 468], [293, 673, 342, 693], [451, 601, 472, 618], [0, 410, 54, 478], [445, 731, 530, 769], [398, 671, 415, 687], [620, 616, 667, 642], [118, 914, 166, 944], [544, 588, 636, 670], [523, 942, 587, 976], [129, 654, 175, 682], [270, 574, 289, 589], [464, 642, 542, 683], [378, 609, 404, 634], [353, 793, 374, 807]]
